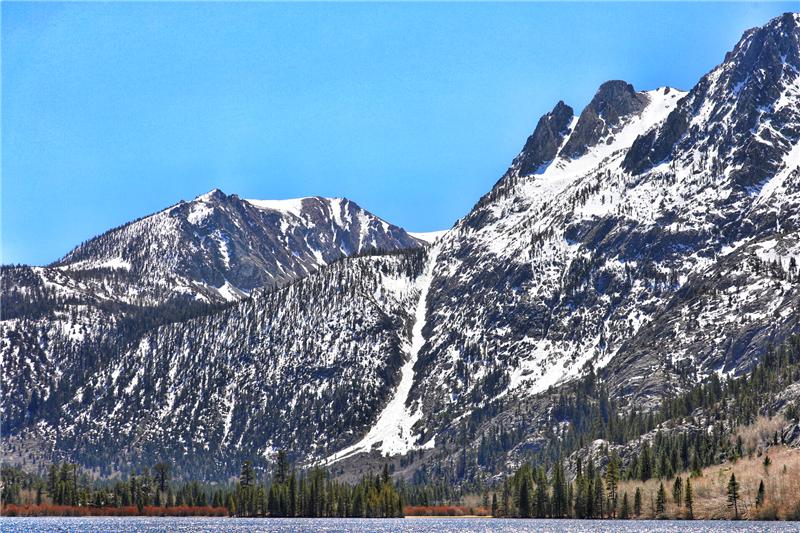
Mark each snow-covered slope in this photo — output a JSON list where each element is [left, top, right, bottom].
[[325, 245, 442, 463], [409, 231, 449, 244], [8, 250, 428, 477], [325, 13, 799, 472], [400, 13, 800, 463], [407, 85, 689, 424]]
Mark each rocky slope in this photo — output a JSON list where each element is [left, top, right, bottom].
[[391, 12, 800, 480], [406, 12, 799, 437], [38, 250, 428, 478]]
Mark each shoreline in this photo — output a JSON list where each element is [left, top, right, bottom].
[[3, 512, 799, 522]]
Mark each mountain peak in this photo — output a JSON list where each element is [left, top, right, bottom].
[[195, 188, 228, 203], [559, 80, 649, 159], [510, 99, 575, 178], [725, 11, 799, 81], [623, 12, 799, 177], [50, 189, 422, 305]]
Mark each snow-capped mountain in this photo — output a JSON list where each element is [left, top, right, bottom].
[[56, 189, 422, 303], [399, 12, 800, 470], [2, 13, 799, 482], [408, 83, 691, 428], [1, 191, 422, 437]]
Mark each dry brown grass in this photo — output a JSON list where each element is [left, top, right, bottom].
[[1, 504, 228, 517], [404, 505, 490, 516], [617, 445, 800, 520], [734, 415, 786, 455]]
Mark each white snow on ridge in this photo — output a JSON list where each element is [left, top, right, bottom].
[[757, 141, 800, 202], [469, 87, 689, 396], [482, 87, 686, 259], [245, 198, 309, 217], [187, 202, 214, 225], [328, 198, 348, 228], [409, 230, 448, 244], [63, 257, 132, 271], [325, 245, 442, 464], [216, 280, 248, 302]]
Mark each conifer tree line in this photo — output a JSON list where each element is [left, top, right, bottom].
[[2, 453, 402, 518], [493, 450, 784, 520], [239, 459, 403, 518], [494, 334, 800, 519]]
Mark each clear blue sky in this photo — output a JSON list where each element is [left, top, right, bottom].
[[2, 2, 795, 265]]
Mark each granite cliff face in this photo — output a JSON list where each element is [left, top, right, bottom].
[[561, 80, 649, 160]]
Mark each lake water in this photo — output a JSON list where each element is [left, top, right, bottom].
[[1, 518, 799, 533]]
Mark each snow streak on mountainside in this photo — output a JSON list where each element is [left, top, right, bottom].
[[326, 245, 442, 463]]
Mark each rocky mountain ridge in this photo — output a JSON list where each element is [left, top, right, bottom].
[[55, 189, 423, 304]]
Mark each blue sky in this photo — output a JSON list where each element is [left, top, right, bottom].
[[2, 2, 795, 265]]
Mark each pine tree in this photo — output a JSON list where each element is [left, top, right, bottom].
[[620, 492, 630, 519], [586, 458, 596, 518], [551, 460, 568, 518], [755, 479, 765, 508], [153, 462, 170, 493], [592, 472, 604, 518], [518, 473, 533, 518], [574, 474, 587, 518], [605, 455, 619, 517], [275, 450, 289, 484], [47, 465, 58, 501], [534, 467, 548, 518], [491, 492, 498, 517], [656, 482, 667, 518], [684, 478, 694, 519], [240, 461, 255, 488], [672, 476, 683, 506], [639, 442, 653, 481], [226, 493, 237, 516], [288, 471, 298, 517], [501, 478, 510, 517], [727, 473, 740, 519], [567, 480, 574, 518]]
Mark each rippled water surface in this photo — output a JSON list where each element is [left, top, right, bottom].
[[2, 517, 800, 533]]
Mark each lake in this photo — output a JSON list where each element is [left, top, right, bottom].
[[1, 518, 799, 533]]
